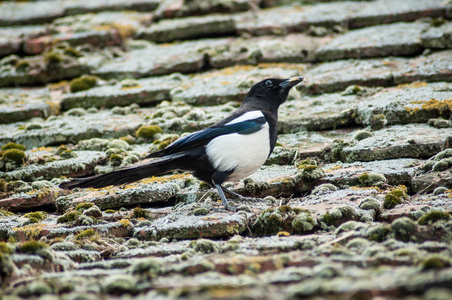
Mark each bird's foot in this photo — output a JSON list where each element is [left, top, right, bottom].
[[221, 187, 259, 202]]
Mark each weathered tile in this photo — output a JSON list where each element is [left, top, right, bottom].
[[300, 57, 404, 94], [0, 110, 144, 149], [61, 74, 186, 110], [154, 0, 254, 20], [323, 158, 423, 188], [235, 2, 366, 36], [0, 25, 47, 57], [393, 50, 452, 84], [279, 93, 361, 131], [336, 124, 451, 162], [94, 39, 228, 79], [421, 21, 452, 49], [0, 87, 58, 124], [355, 82, 452, 126], [169, 64, 304, 105], [210, 34, 330, 68], [138, 14, 235, 43], [316, 22, 427, 61], [0, 1, 65, 26], [349, 0, 448, 28], [25, 12, 152, 55], [134, 210, 251, 240], [64, 0, 159, 15], [0, 150, 107, 182]]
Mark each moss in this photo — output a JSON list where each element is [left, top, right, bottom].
[[367, 223, 390, 242], [135, 125, 162, 139], [292, 212, 317, 233], [1, 142, 26, 152], [192, 239, 219, 253], [69, 75, 98, 93], [0, 208, 14, 217], [75, 229, 96, 240], [44, 51, 63, 65], [76, 202, 94, 211], [321, 213, 334, 226], [105, 209, 116, 214], [109, 153, 124, 166], [63, 47, 81, 57], [368, 114, 387, 130], [391, 217, 417, 241], [157, 140, 172, 150], [278, 205, 292, 214], [418, 211, 451, 225], [60, 149, 77, 159], [2, 148, 26, 164], [17, 240, 47, 254], [23, 211, 47, 223], [131, 207, 145, 218], [130, 257, 162, 278], [0, 179, 6, 193], [199, 181, 210, 190], [359, 172, 386, 187], [57, 210, 81, 223], [15, 59, 31, 72], [296, 164, 325, 181], [358, 197, 381, 213], [384, 187, 408, 209], [193, 207, 209, 216], [419, 255, 452, 270]]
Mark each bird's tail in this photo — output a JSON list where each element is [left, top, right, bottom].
[[59, 153, 186, 190]]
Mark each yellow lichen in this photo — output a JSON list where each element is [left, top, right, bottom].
[[325, 165, 342, 172], [119, 219, 131, 227], [13, 224, 45, 239]]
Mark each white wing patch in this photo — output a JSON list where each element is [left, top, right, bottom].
[[206, 119, 270, 182], [225, 110, 265, 125]]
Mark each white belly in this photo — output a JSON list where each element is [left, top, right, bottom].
[[205, 123, 270, 181]]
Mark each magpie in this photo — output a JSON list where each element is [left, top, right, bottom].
[[59, 76, 303, 210]]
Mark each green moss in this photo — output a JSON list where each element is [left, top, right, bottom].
[[23, 211, 47, 223], [60, 150, 77, 159], [0, 208, 14, 217], [418, 211, 451, 225], [292, 212, 317, 232], [420, 255, 451, 270], [109, 153, 124, 166], [297, 164, 318, 172], [384, 188, 408, 209], [17, 241, 47, 254], [76, 202, 94, 211], [321, 213, 334, 226], [57, 210, 81, 223], [63, 47, 81, 57], [69, 75, 98, 93], [157, 140, 172, 150], [2, 149, 26, 164], [15, 60, 31, 72], [44, 51, 63, 65], [75, 229, 96, 240], [105, 209, 116, 214], [131, 207, 145, 218], [359, 172, 386, 187], [135, 125, 162, 139], [279, 205, 292, 214], [391, 217, 417, 241], [369, 114, 387, 130], [1, 142, 26, 151], [193, 208, 209, 216], [198, 181, 210, 190], [0, 179, 6, 193]]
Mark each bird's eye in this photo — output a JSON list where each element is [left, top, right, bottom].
[[265, 80, 273, 87]]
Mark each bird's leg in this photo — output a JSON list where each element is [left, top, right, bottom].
[[222, 186, 259, 203], [213, 183, 237, 212]]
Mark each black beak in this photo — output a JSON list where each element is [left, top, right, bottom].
[[280, 76, 304, 89]]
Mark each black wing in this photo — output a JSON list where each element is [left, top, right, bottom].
[[147, 116, 266, 158]]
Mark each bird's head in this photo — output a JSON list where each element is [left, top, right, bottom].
[[244, 76, 304, 111]]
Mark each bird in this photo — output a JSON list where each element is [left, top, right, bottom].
[[59, 76, 304, 210]]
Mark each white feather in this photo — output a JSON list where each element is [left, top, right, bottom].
[[206, 121, 270, 182], [226, 111, 265, 125]]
